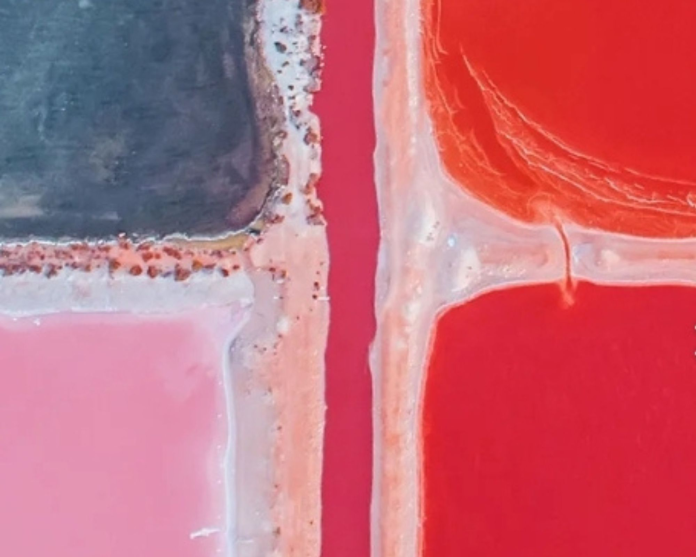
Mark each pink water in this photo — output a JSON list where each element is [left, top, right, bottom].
[[0, 312, 230, 556]]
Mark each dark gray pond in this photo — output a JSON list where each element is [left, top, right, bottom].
[[0, 0, 275, 239]]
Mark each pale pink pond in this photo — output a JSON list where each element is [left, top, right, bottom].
[[0, 311, 232, 556]]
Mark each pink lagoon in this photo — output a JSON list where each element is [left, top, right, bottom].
[[0, 309, 238, 557]]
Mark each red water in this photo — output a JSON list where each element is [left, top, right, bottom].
[[423, 0, 696, 237], [318, 0, 377, 554], [424, 282, 696, 556], [0, 313, 228, 557]]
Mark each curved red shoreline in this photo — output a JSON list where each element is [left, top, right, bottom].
[[423, 0, 696, 237]]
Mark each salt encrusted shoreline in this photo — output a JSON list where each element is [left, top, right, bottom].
[[0, 2, 326, 556]]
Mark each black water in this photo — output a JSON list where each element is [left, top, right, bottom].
[[0, 0, 271, 238]]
